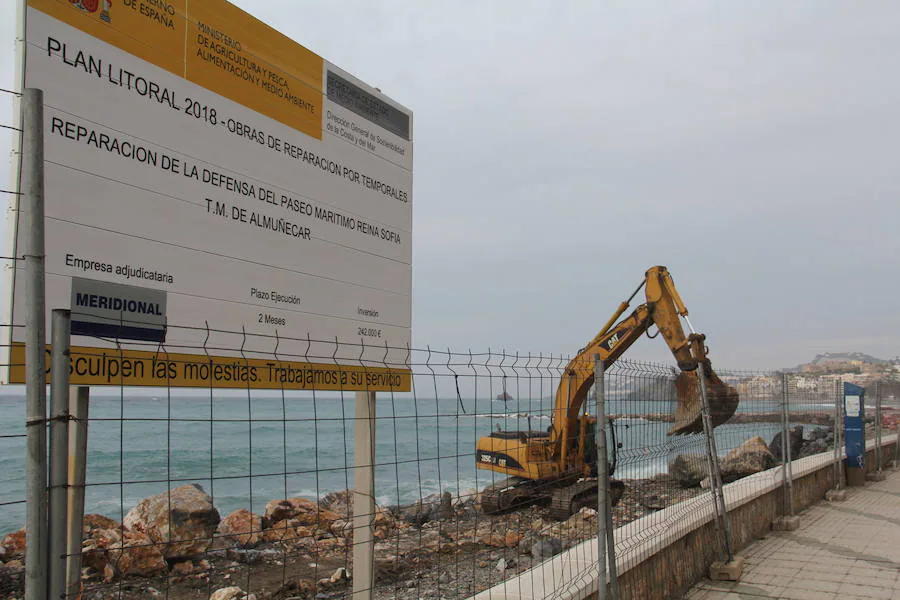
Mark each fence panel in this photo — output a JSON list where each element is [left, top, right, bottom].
[[1, 320, 898, 600]]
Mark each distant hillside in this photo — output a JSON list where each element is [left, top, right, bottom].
[[809, 352, 887, 365], [783, 351, 896, 375]]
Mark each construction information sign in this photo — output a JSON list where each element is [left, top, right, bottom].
[[2, 0, 413, 390]]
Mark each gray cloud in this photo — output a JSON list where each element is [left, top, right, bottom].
[[1, 1, 897, 369]]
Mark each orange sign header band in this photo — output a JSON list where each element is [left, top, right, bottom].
[[29, 0, 324, 139], [9, 343, 411, 391]]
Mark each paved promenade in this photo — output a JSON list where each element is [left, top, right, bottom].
[[684, 468, 900, 599]]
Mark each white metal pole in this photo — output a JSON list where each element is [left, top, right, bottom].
[[875, 381, 883, 473], [352, 391, 376, 600], [594, 357, 608, 600], [49, 309, 71, 600], [698, 368, 734, 561], [22, 86, 48, 600], [781, 373, 794, 516], [66, 386, 90, 599], [834, 380, 845, 490], [594, 357, 619, 600]]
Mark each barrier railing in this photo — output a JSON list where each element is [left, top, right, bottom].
[[1, 323, 898, 600]]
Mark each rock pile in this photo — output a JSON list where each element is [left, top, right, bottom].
[[669, 453, 708, 488], [769, 426, 804, 462], [0, 473, 708, 599], [767, 426, 837, 461], [669, 436, 776, 488]]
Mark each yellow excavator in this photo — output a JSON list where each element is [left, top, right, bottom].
[[475, 266, 739, 518]]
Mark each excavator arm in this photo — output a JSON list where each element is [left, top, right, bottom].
[[552, 266, 738, 466]]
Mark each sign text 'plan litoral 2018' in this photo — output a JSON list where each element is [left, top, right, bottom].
[[2, 0, 413, 390]]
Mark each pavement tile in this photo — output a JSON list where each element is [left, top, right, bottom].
[[786, 578, 841, 593], [779, 588, 835, 600], [683, 468, 900, 600], [754, 565, 801, 578], [738, 571, 772, 585], [811, 569, 854, 583], [837, 581, 895, 599], [849, 567, 898, 583], [696, 580, 739, 592]]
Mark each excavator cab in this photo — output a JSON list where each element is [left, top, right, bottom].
[[582, 418, 618, 478]]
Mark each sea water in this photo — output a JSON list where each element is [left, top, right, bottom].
[[0, 389, 826, 535]]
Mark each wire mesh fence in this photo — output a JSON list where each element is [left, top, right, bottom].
[[0, 322, 899, 600]]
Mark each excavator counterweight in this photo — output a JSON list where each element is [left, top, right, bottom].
[[475, 266, 740, 518]]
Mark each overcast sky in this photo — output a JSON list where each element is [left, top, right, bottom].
[[1, 1, 898, 370]]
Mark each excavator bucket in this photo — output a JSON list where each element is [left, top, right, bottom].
[[669, 369, 740, 435]]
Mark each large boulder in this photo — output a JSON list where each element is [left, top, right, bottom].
[[82, 528, 167, 580], [530, 537, 562, 559], [83, 514, 120, 534], [720, 436, 775, 482], [264, 497, 340, 529], [262, 520, 314, 544], [397, 492, 452, 526], [668, 454, 708, 488], [210, 587, 256, 600], [0, 528, 26, 561], [218, 509, 263, 548], [123, 484, 220, 560], [321, 490, 396, 540], [768, 426, 804, 462], [798, 437, 830, 458], [399, 500, 433, 526]]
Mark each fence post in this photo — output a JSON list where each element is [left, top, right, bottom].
[[875, 381, 883, 473], [774, 373, 798, 530], [49, 309, 71, 600], [593, 357, 619, 600], [698, 368, 743, 580], [867, 381, 886, 482], [22, 86, 48, 600], [66, 386, 90, 599], [893, 385, 900, 470], [352, 391, 376, 600], [827, 379, 847, 501], [893, 382, 900, 470]]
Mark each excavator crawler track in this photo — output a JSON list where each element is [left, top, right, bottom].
[[549, 479, 625, 520], [479, 477, 530, 514]]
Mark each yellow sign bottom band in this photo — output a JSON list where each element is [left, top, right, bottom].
[[8, 343, 411, 391]]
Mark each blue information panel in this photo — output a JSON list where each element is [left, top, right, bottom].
[[844, 382, 866, 469]]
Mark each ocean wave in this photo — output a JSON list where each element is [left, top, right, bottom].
[[473, 413, 551, 420]]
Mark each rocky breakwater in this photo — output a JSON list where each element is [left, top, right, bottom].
[[1, 475, 712, 600], [667, 425, 840, 490], [768, 425, 837, 461]]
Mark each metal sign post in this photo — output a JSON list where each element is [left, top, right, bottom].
[[826, 380, 847, 501], [594, 357, 619, 600], [22, 86, 48, 600], [66, 386, 90, 599], [774, 374, 799, 530], [49, 309, 72, 600], [352, 391, 376, 600], [698, 367, 743, 580]]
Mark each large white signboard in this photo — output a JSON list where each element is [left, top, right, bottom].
[[2, 0, 413, 390]]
